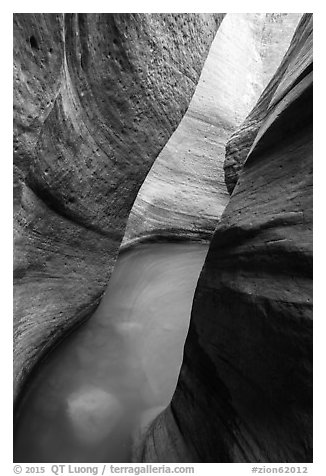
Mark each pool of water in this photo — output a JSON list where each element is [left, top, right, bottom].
[[14, 243, 208, 463]]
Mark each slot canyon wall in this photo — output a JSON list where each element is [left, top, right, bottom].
[[137, 13, 312, 463], [13, 12, 224, 402], [123, 13, 301, 246], [224, 14, 311, 195]]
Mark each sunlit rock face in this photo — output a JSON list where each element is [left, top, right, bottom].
[[137, 14, 312, 463], [123, 13, 301, 246], [13, 13, 223, 401], [224, 13, 310, 195]]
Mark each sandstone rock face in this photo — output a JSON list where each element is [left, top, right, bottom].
[[224, 13, 310, 195], [123, 13, 301, 246], [138, 14, 312, 462], [13, 13, 223, 401]]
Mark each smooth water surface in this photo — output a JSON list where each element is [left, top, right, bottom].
[[14, 243, 208, 462]]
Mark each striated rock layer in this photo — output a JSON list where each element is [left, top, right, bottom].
[[13, 13, 224, 402], [123, 13, 301, 246], [137, 13, 312, 462]]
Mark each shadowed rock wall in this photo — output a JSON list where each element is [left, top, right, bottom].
[[13, 13, 224, 401], [123, 13, 301, 246], [137, 13, 312, 462]]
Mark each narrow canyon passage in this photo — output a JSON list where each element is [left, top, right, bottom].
[[14, 243, 208, 463], [13, 13, 312, 464]]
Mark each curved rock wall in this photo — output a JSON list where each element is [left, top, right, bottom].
[[137, 13, 312, 462], [123, 13, 301, 246], [224, 13, 310, 195], [13, 13, 223, 401]]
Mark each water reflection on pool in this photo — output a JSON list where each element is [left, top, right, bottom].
[[14, 243, 208, 463]]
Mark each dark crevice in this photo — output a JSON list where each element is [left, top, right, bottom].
[[29, 35, 39, 50]]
